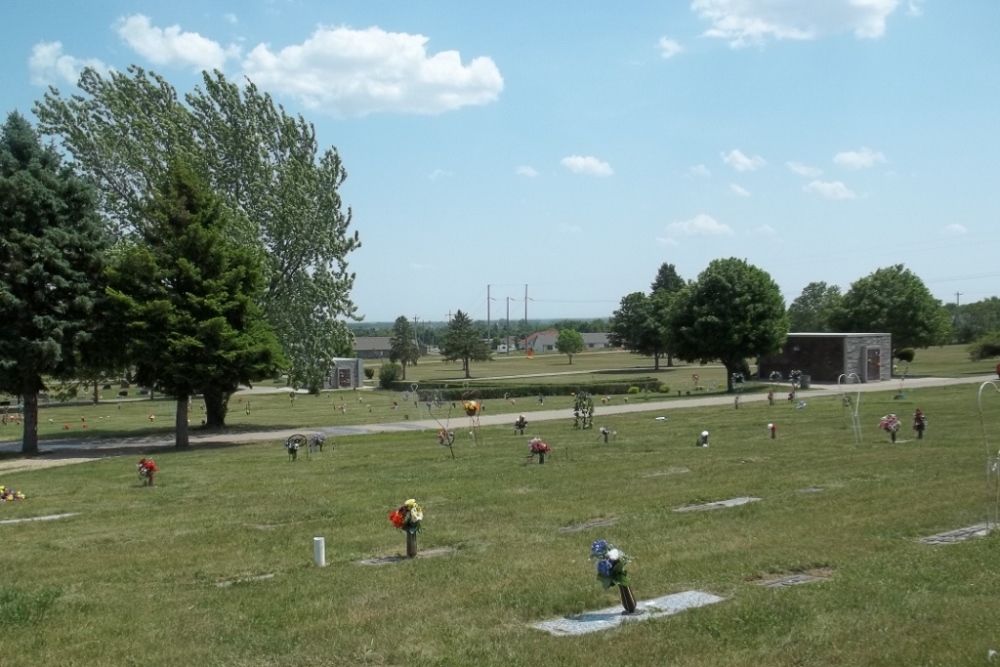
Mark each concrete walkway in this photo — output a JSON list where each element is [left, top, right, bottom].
[[2, 374, 996, 458]]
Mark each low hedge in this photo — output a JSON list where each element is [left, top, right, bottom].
[[384, 378, 665, 400]]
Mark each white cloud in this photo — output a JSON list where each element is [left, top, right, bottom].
[[786, 161, 822, 177], [753, 224, 777, 236], [428, 168, 451, 180], [942, 223, 967, 235], [224, 13, 238, 25], [692, 0, 903, 47], [559, 222, 583, 234], [656, 236, 680, 247], [29, 42, 111, 86], [242, 26, 503, 117], [907, 0, 925, 17], [666, 213, 734, 236], [689, 164, 711, 177], [804, 180, 857, 199], [117, 14, 240, 72], [833, 147, 887, 170], [516, 165, 539, 178], [560, 155, 614, 177], [658, 38, 684, 59], [722, 149, 766, 172], [729, 183, 751, 197]]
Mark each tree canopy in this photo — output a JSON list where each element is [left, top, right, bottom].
[[107, 160, 284, 444], [650, 262, 685, 295], [389, 315, 420, 380], [829, 264, 950, 355], [0, 112, 111, 454], [555, 329, 585, 364], [668, 258, 788, 391], [607, 291, 672, 370], [440, 310, 491, 378], [788, 281, 842, 332], [34, 66, 359, 403]]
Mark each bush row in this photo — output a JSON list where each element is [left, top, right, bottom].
[[382, 378, 666, 400]]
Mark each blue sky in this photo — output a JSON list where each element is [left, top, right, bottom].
[[4, 0, 998, 324]]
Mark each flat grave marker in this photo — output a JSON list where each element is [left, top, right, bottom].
[[532, 591, 725, 636], [355, 546, 456, 566], [919, 523, 993, 544], [559, 519, 617, 533], [674, 497, 761, 513], [0, 512, 78, 526]]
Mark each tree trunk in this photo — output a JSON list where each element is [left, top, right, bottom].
[[93, 380, 99, 404], [21, 390, 39, 455], [725, 362, 735, 392], [175, 396, 190, 448], [666, 353, 674, 367], [653, 353, 660, 371], [463, 358, 471, 379], [202, 388, 229, 428], [568, 355, 573, 365]]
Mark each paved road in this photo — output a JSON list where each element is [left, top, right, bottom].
[[2, 374, 996, 456]]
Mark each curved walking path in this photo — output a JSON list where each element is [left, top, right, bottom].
[[1, 374, 996, 470]]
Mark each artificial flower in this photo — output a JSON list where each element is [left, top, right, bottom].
[[590, 539, 630, 588]]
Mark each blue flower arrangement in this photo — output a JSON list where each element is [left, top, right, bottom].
[[590, 539, 630, 589]]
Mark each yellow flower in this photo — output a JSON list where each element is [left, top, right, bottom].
[[405, 499, 416, 506]]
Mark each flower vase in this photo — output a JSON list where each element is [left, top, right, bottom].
[[618, 584, 637, 614], [891, 431, 897, 443], [538, 452, 545, 464], [406, 530, 418, 558]]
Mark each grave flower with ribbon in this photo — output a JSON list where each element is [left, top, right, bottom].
[[878, 413, 901, 443], [590, 539, 636, 614], [389, 498, 423, 557], [528, 437, 551, 464], [913, 409, 927, 439]]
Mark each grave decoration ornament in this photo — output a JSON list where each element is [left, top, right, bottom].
[[389, 498, 424, 558], [599, 426, 617, 443], [514, 414, 528, 435], [697, 430, 710, 447], [137, 458, 158, 486], [768, 423, 776, 439], [573, 391, 595, 430], [528, 437, 551, 464], [913, 409, 927, 440], [878, 413, 901, 443], [590, 539, 636, 614], [0, 486, 26, 501]]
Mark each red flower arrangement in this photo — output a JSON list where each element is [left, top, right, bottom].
[[137, 458, 158, 486]]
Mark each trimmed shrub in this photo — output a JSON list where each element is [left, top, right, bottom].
[[364, 368, 375, 380], [969, 332, 1000, 361], [627, 386, 640, 394], [659, 384, 670, 393], [378, 362, 404, 389], [894, 348, 916, 363]]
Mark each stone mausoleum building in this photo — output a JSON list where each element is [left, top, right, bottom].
[[757, 333, 892, 384]]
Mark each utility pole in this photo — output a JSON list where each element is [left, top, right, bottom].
[[955, 292, 962, 307], [524, 284, 528, 327], [446, 310, 453, 323], [413, 316, 419, 348], [506, 296, 513, 356], [487, 284, 495, 349]]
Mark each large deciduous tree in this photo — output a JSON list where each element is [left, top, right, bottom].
[[440, 310, 491, 379], [830, 264, 950, 356], [668, 258, 788, 392], [555, 329, 585, 364], [107, 160, 284, 445], [607, 291, 672, 370], [788, 281, 842, 332], [34, 66, 359, 425], [389, 315, 420, 380], [0, 112, 110, 454]]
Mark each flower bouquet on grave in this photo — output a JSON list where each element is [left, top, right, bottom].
[[528, 437, 551, 464], [591, 540, 636, 614], [137, 458, 158, 486], [389, 498, 423, 557], [878, 414, 901, 443], [0, 486, 26, 501], [913, 409, 928, 440]]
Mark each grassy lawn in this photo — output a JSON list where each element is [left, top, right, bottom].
[[2, 382, 1000, 666]]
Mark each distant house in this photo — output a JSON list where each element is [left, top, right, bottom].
[[757, 333, 892, 383], [353, 336, 392, 360], [520, 330, 611, 353]]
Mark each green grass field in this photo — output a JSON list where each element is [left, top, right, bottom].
[[3, 377, 1000, 666]]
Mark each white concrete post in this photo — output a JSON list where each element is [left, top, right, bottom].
[[313, 537, 326, 567]]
